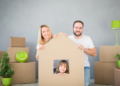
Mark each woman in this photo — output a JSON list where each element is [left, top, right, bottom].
[[36, 25, 67, 61], [36, 25, 54, 60]]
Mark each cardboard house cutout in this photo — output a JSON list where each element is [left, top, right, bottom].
[[39, 32, 84, 86]]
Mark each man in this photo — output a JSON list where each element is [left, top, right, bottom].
[[68, 20, 97, 86]]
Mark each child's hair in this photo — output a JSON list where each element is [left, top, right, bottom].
[[56, 60, 69, 74], [37, 25, 53, 45]]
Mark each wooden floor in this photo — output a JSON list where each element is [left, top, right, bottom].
[[11, 83, 115, 86], [3, 79, 115, 86]]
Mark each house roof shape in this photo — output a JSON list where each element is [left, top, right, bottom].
[[39, 32, 84, 86]]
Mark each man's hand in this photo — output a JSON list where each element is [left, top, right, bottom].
[[78, 44, 85, 51], [63, 33, 68, 37], [78, 44, 97, 57]]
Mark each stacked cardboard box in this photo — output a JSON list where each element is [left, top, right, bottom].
[[94, 46, 120, 85], [114, 68, 120, 86], [8, 37, 36, 84]]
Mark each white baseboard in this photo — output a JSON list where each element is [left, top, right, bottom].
[[90, 79, 95, 83]]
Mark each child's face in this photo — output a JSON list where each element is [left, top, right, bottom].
[[59, 64, 67, 73]]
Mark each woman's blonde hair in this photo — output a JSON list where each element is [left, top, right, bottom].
[[56, 60, 69, 74], [37, 25, 53, 45]]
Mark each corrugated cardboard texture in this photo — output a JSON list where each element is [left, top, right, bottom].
[[10, 37, 26, 47], [11, 62, 36, 84], [39, 32, 84, 86], [114, 68, 120, 86], [99, 46, 120, 62], [95, 62, 117, 85], [8, 47, 29, 62], [0, 51, 5, 61]]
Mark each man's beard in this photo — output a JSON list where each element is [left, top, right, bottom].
[[73, 31, 82, 37]]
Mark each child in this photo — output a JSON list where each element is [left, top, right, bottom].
[[56, 60, 69, 75]]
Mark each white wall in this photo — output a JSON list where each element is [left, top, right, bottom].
[[0, 0, 120, 79]]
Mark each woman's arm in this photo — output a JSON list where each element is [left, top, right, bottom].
[[36, 49, 39, 61], [36, 45, 44, 61]]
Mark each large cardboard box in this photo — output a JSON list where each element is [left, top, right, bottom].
[[99, 46, 120, 62], [8, 47, 29, 62], [10, 37, 26, 47], [114, 68, 120, 86], [11, 62, 36, 84], [0, 51, 6, 60], [39, 32, 84, 86], [94, 62, 117, 85]]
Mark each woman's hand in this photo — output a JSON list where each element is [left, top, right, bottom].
[[39, 45, 44, 49], [36, 54, 39, 61], [53, 33, 58, 38]]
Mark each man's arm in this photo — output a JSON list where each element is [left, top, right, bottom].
[[78, 44, 97, 57], [84, 47, 97, 57]]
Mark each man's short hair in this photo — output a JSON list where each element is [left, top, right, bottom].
[[73, 20, 84, 27]]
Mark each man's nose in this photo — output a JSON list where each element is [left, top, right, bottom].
[[76, 29, 79, 31]]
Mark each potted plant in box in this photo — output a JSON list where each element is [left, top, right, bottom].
[[0, 53, 14, 85], [115, 53, 120, 69]]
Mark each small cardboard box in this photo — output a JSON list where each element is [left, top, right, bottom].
[[10, 37, 26, 47], [94, 62, 117, 85], [8, 47, 29, 62], [114, 68, 120, 86], [39, 32, 84, 86], [0, 51, 6, 60], [11, 62, 36, 84], [99, 46, 120, 62]]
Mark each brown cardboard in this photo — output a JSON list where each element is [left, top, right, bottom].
[[99, 46, 120, 62], [10, 37, 26, 47], [95, 62, 117, 85], [39, 32, 84, 86], [11, 62, 36, 84], [8, 47, 29, 62], [114, 68, 120, 86], [0, 51, 6, 61]]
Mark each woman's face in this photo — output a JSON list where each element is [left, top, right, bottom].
[[59, 64, 67, 73], [41, 27, 51, 39]]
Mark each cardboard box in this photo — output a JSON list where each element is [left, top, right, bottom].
[[0, 51, 6, 60], [11, 62, 36, 84], [10, 37, 26, 47], [94, 62, 117, 85], [114, 68, 120, 86], [8, 47, 29, 62], [39, 32, 84, 86], [99, 46, 120, 62]]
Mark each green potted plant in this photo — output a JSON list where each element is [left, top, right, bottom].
[[0, 53, 14, 85], [115, 53, 120, 69]]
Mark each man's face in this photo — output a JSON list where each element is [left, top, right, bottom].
[[73, 23, 83, 37]]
